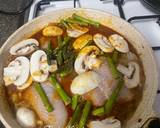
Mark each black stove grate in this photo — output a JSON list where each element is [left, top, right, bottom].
[[33, 0, 79, 18], [114, 0, 160, 51]]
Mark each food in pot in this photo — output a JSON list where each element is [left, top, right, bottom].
[[3, 14, 145, 128]]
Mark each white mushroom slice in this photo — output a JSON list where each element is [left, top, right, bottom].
[[93, 33, 114, 53], [109, 34, 129, 53], [73, 34, 92, 50], [67, 24, 89, 38], [10, 39, 39, 55], [74, 45, 102, 74], [124, 62, 140, 89], [117, 63, 135, 78], [42, 26, 63, 37], [30, 50, 49, 82], [71, 71, 101, 95], [117, 62, 140, 89], [17, 76, 33, 90], [16, 107, 36, 128], [3, 56, 30, 86], [88, 117, 121, 128]]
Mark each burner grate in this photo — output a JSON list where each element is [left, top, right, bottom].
[[112, 0, 160, 51]]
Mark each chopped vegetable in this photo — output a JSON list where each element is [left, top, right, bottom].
[[56, 35, 72, 66], [65, 18, 88, 26], [72, 14, 100, 27], [106, 56, 121, 79], [60, 19, 69, 28], [34, 82, 53, 112], [58, 56, 75, 77], [71, 95, 80, 110], [67, 103, 83, 128], [79, 101, 92, 128], [49, 74, 71, 105], [62, 36, 71, 46], [104, 79, 124, 114], [92, 107, 105, 116], [46, 41, 53, 65], [57, 36, 63, 47], [55, 35, 75, 77], [58, 65, 73, 77], [92, 79, 124, 116], [57, 50, 63, 66]]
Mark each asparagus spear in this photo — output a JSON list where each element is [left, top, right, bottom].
[[71, 95, 80, 110], [62, 36, 71, 46], [34, 82, 53, 112], [58, 36, 63, 48], [72, 14, 100, 27], [59, 51, 76, 77], [106, 56, 121, 79], [46, 42, 53, 65], [65, 18, 88, 26], [92, 79, 124, 116], [104, 79, 124, 114], [59, 66, 72, 77], [49, 74, 71, 105], [60, 19, 69, 28], [57, 50, 63, 66], [67, 103, 83, 128], [79, 101, 92, 128], [92, 107, 105, 116]]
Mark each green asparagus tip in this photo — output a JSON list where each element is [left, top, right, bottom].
[[72, 13, 100, 27], [92, 107, 105, 116]]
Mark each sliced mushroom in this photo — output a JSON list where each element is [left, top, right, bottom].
[[30, 50, 49, 82], [42, 25, 63, 37], [3, 56, 30, 87], [16, 107, 36, 128], [67, 24, 89, 38], [73, 34, 92, 50], [9, 39, 39, 55], [17, 76, 33, 90], [117, 62, 140, 89], [71, 71, 101, 95], [119, 51, 138, 65], [109, 34, 129, 53], [74, 45, 102, 74], [88, 117, 121, 128], [117, 63, 135, 78], [93, 33, 114, 53]]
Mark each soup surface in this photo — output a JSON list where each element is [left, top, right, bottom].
[[3, 14, 145, 128]]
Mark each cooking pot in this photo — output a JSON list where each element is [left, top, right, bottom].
[[0, 8, 158, 128]]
